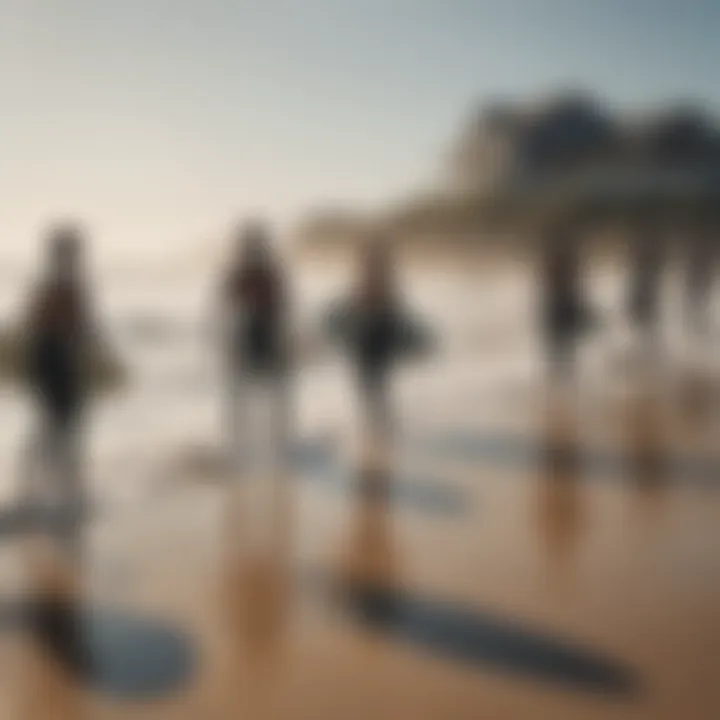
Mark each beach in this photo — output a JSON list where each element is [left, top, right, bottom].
[[0, 256, 718, 719]]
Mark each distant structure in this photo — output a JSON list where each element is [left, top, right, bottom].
[[448, 91, 720, 202], [637, 107, 720, 176], [449, 92, 619, 192], [298, 90, 720, 248]]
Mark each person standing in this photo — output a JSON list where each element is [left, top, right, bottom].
[[627, 214, 665, 348], [346, 235, 402, 443], [24, 223, 94, 535], [219, 220, 290, 472], [541, 219, 588, 379]]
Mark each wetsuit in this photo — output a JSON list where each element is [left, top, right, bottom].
[[355, 301, 397, 394], [223, 262, 288, 468], [543, 239, 584, 374], [344, 289, 401, 437], [24, 277, 89, 521], [225, 264, 286, 377], [27, 279, 88, 429]]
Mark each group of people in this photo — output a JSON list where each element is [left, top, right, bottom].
[[218, 220, 415, 464], [540, 211, 717, 377], [18, 212, 716, 534], [21, 220, 411, 520]]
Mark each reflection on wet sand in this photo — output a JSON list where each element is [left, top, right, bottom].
[[411, 422, 719, 487], [338, 461, 399, 589], [163, 434, 466, 516], [626, 383, 668, 489], [536, 392, 585, 578], [325, 446, 638, 697], [677, 365, 717, 430], [217, 471, 294, 719]]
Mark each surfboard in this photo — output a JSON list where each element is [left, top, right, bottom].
[[324, 297, 435, 360], [0, 325, 127, 393]]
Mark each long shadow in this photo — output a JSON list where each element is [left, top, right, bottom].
[[333, 582, 639, 697], [413, 428, 719, 486], [0, 597, 196, 700]]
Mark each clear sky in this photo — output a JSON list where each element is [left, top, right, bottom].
[[1, 0, 719, 265]]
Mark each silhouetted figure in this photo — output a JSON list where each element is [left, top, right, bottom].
[[351, 238, 401, 443], [627, 217, 664, 347], [220, 220, 289, 471], [326, 233, 432, 451], [339, 463, 397, 589], [684, 217, 716, 338], [24, 224, 93, 536], [541, 220, 588, 379]]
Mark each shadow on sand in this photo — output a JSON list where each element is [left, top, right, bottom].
[[0, 597, 196, 700], [328, 461, 637, 698], [335, 582, 639, 697]]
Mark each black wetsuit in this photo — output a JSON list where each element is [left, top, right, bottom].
[[542, 238, 585, 373], [226, 265, 286, 378], [348, 295, 401, 436], [27, 280, 88, 428], [355, 303, 397, 391]]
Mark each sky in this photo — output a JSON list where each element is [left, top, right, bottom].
[[1, 0, 719, 267]]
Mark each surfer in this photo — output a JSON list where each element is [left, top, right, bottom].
[[343, 234, 404, 443], [24, 223, 94, 526], [219, 220, 290, 471]]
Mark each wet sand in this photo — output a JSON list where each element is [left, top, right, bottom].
[[0, 262, 718, 719]]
